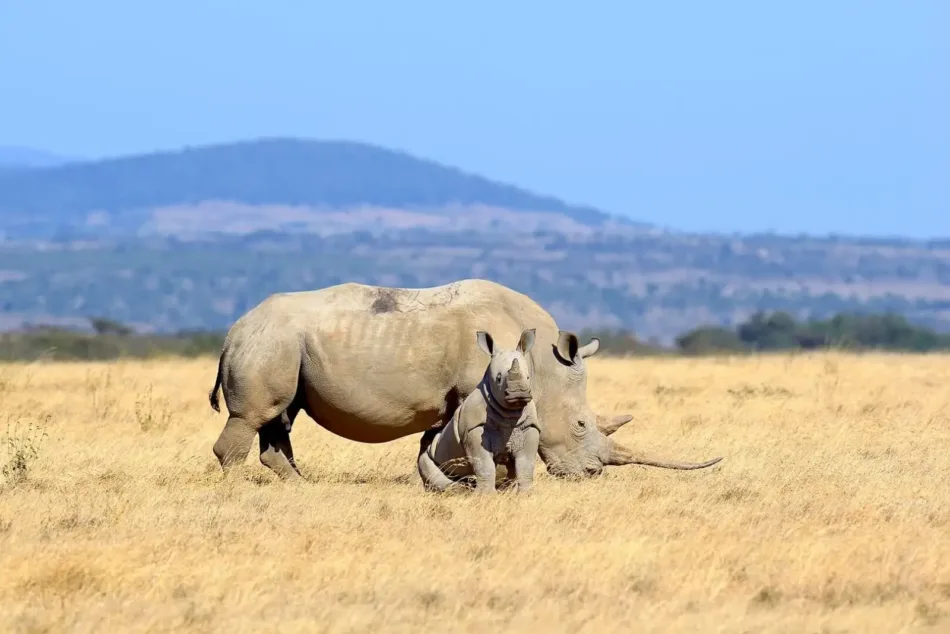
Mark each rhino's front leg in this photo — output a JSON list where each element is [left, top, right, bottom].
[[462, 427, 497, 495], [513, 427, 540, 493]]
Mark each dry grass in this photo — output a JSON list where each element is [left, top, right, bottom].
[[1, 353, 949, 633]]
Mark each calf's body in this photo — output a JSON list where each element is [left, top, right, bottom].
[[418, 329, 540, 493]]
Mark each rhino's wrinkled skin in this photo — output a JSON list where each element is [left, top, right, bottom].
[[208, 279, 723, 480], [417, 328, 541, 494]]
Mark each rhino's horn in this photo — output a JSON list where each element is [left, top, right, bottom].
[[606, 440, 723, 470]]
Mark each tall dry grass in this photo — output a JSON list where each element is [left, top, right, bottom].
[[0, 353, 948, 633]]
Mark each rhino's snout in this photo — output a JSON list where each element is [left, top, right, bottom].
[[504, 391, 532, 407], [584, 465, 604, 477], [503, 378, 532, 407], [503, 358, 531, 406]]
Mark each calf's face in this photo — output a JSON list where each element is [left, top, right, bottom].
[[475, 328, 536, 409]]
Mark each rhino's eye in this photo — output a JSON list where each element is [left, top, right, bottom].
[[496, 373, 502, 383]]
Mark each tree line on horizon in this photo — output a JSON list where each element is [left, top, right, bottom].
[[2, 311, 949, 362], [671, 310, 950, 354]]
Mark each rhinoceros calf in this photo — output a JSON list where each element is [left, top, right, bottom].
[[207, 279, 722, 481], [418, 328, 541, 494]]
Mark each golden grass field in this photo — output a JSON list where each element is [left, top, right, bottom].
[[1, 352, 949, 633]]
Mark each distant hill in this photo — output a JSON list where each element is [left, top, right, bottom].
[[0, 138, 627, 238], [1, 137, 949, 342], [0, 146, 80, 169]]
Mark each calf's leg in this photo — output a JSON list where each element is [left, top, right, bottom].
[[417, 451, 455, 492], [462, 427, 497, 495], [513, 427, 540, 493]]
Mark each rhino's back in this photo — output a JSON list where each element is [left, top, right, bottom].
[[269, 279, 534, 316], [240, 279, 558, 442], [262, 279, 555, 337]]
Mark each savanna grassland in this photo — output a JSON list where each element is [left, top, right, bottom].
[[1, 353, 948, 633]]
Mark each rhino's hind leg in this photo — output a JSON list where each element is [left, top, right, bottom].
[[211, 329, 303, 478], [212, 416, 257, 475], [417, 428, 453, 492], [416, 428, 474, 493], [417, 451, 454, 492], [259, 415, 302, 481]]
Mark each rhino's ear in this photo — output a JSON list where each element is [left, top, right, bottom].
[[518, 328, 536, 354], [578, 338, 600, 359], [476, 331, 495, 356], [555, 330, 579, 365]]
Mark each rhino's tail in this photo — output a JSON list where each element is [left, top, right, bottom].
[[209, 351, 224, 413]]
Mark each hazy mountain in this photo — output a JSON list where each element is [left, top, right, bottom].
[[0, 146, 80, 169], [0, 138, 948, 342], [0, 138, 633, 239]]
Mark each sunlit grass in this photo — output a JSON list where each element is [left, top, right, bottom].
[[1, 353, 948, 632]]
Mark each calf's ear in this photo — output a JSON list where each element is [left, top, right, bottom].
[[476, 331, 495, 356]]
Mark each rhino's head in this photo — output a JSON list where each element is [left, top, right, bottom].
[[535, 330, 722, 479], [476, 328, 536, 410]]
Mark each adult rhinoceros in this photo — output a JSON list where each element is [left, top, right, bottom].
[[207, 279, 721, 481]]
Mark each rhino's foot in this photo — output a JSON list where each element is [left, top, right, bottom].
[[259, 419, 303, 481], [260, 450, 303, 481], [422, 479, 470, 495], [473, 474, 498, 495], [213, 415, 257, 476], [515, 480, 535, 494]]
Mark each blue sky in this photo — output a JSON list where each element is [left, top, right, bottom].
[[1, 1, 947, 238]]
